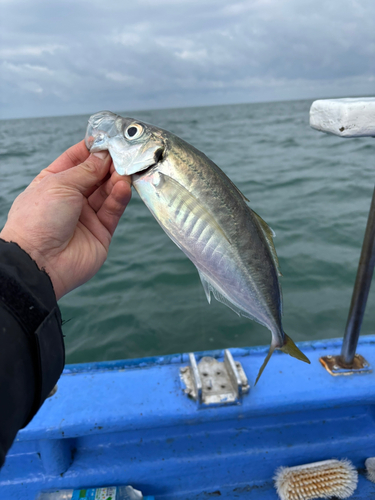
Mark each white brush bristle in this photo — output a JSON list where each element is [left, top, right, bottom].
[[274, 459, 358, 500], [365, 457, 375, 483]]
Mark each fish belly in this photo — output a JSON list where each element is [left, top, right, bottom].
[[134, 168, 274, 329]]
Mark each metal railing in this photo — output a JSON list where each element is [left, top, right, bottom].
[[310, 98, 375, 373], [341, 186, 375, 365]]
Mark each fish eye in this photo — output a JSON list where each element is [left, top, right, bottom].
[[124, 123, 144, 140]]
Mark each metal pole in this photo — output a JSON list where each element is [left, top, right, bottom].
[[340, 185, 375, 365]]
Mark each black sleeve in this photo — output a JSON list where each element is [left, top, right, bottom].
[[0, 239, 65, 467]]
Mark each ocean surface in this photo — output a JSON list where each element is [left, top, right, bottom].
[[1, 99, 374, 364]]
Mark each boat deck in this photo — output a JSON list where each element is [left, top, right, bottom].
[[2, 335, 375, 499]]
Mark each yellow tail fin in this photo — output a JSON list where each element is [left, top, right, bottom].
[[255, 345, 276, 386], [281, 333, 310, 364], [255, 334, 310, 386]]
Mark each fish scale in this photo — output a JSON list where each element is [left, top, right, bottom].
[[85, 111, 310, 383]]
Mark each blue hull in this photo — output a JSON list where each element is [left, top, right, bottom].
[[2, 336, 375, 499]]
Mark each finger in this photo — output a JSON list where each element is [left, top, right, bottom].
[[112, 170, 132, 187], [96, 180, 132, 236], [78, 200, 112, 252], [109, 159, 133, 185], [88, 170, 132, 212], [88, 177, 115, 213], [84, 172, 111, 200], [58, 151, 112, 194], [47, 140, 90, 173]]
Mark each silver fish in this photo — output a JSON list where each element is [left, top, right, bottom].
[[85, 111, 310, 383]]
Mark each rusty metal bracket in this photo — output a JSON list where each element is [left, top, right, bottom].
[[320, 354, 371, 376]]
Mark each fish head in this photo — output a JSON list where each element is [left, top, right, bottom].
[[85, 111, 165, 175]]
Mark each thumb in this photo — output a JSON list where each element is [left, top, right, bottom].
[[58, 151, 111, 194]]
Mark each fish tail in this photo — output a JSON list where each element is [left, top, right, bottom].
[[280, 333, 310, 364], [255, 333, 310, 386], [254, 344, 276, 386]]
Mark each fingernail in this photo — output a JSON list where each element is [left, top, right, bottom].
[[93, 151, 108, 160]]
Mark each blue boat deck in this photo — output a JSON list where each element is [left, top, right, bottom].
[[2, 335, 375, 499]]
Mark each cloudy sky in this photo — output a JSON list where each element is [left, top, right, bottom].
[[0, 0, 374, 119]]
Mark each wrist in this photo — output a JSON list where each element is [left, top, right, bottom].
[[0, 227, 59, 298], [0, 238, 65, 429], [0, 226, 44, 267]]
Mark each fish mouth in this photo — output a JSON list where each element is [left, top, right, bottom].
[[85, 111, 119, 151]]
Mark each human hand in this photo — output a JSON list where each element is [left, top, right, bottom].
[[0, 140, 131, 300]]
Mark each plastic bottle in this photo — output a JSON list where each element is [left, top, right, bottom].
[[36, 485, 148, 500]]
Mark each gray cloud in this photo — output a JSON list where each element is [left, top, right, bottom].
[[0, 0, 374, 118]]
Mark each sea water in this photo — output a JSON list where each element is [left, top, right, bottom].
[[0, 99, 374, 364]]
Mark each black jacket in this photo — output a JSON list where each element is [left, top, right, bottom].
[[0, 239, 65, 467]]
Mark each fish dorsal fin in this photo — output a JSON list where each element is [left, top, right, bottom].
[[229, 178, 250, 202], [251, 209, 282, 277], [157, 172, 230, 244]]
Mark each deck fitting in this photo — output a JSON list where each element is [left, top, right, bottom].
[[319, 353, 372, 376], [180, 349, 250, 406]]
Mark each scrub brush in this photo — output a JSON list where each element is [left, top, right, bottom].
[[274, 459, 358, 500], [365, 457, 375, 482]]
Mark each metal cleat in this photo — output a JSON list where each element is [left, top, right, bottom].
[[180, 350, 249, 407]]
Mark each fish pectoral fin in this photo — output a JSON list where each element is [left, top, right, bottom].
[[280, 333, 310, 364], [255, 344, 276, 385], [251, 209, 282, 277]]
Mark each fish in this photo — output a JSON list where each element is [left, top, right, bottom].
[[85, 111, 310, 383]]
